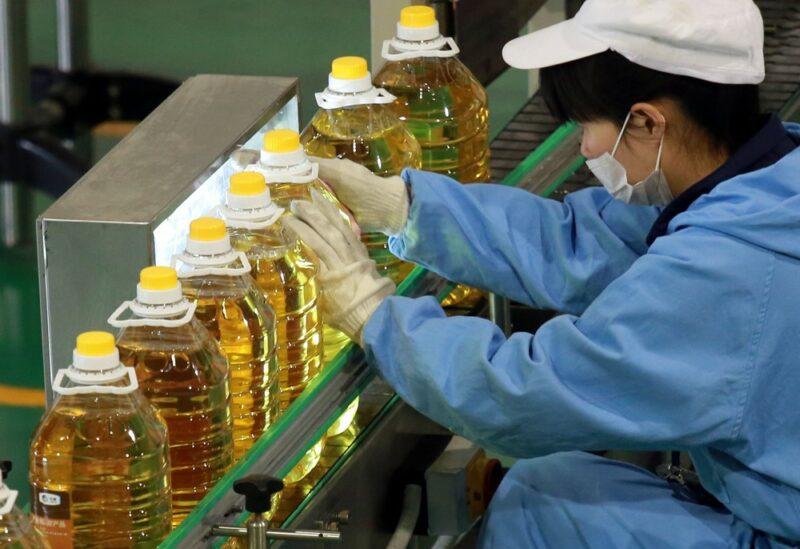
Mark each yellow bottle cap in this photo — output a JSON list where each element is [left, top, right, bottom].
[[189, 217, 227, 241], [139, 266, 178, 291], [400, 5, 436, 28], [263, 129, 301, 153], [76, 331, 116, 357], [331, 56, 369, 80], [230, 172, 267, 196]]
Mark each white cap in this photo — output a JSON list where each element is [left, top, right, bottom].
[[502, 0, 765, 85], [186, 217, 232, 256], [135, 266, 183, 306], [51, 331, 137, 394], [316, 56, 396, 109], [224, 172, 285, 228], [72, 331, 120, 373], [395, 5, 440, 41]]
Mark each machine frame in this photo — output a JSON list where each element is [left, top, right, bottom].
[[36, 74, 299, 404]]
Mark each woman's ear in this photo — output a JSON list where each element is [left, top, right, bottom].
[[628, 102, 667, 140]]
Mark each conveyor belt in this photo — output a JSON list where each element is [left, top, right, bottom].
[[490, 0, 800, 198], [491, 95, 561, 181]]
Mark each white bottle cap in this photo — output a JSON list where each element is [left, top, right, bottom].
[[185, 217, 233, 256], [72, 331, 120, 372], [135, 266, 183, 306], [382, 6, 460, 61], [396, 5, 440, 41], [107, 266, 196, 328], [315, 56, 395, 109], [223, 172, 285, 229], [51, 332, 139, 394]]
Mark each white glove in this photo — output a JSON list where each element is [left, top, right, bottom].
[[311, 156, 410, 236], [282, 189, 396, 343]]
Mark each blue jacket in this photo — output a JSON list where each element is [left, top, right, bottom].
[[363, 125, 800, 540]]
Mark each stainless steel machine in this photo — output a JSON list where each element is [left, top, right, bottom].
[[37, 74, 298, 404]]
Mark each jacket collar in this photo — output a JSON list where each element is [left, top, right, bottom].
[[646, 114, 799, 246]]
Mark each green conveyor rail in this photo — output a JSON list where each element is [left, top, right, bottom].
[[161, 121, 584, 547]]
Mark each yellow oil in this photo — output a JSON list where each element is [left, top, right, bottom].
[[269, 415, 360, 527], [282, 434, 326, 485], [181, 276, 278, 460], [29, 385, 172, 548], [267, 179, 353, 361], [116, 321, 234, 526], [228, 222, 324, 481], [374, 56, 490, 182], [301, 103, 422, 286], [326, 398, 360, 437], [375, 56, 490, 307], [266, 179, 360, 435]]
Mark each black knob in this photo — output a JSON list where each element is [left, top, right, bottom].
[[233, 475, 284, 514], [0, 461, 10, 481]]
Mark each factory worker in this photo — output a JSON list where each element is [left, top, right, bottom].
[[283, 0, 800, 546]]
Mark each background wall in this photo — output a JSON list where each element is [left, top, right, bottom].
[[24, 0, 533, 137], [26, 0, 373, 124]]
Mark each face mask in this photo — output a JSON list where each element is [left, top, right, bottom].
[[585, 112, 674, 206]]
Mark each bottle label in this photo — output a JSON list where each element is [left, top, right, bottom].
[[31, 487, 73, 549]]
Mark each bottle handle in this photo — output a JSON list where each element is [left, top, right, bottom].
[[222, 212, 284, 230], [248, 159, 319, 185], [172, 251, 252, 278], [280, 161, 319, 184], [382, 36, 460, 61], [315, 87, 396, 110], [107, 300, 197, 328], [52, 367, 139, 396]]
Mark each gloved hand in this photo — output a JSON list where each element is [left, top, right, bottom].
[[311, 156, 410, 236], [282, 189, 396, 343]]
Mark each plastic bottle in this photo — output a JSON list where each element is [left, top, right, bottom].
[[219, 171, 324, 481], [29, 331, 172, 548], [109, 266, 234, 526], [173, 217, 278, 460], [374, 5, 490, 307], [375, 6, 490, 182], [234, 130, 352, 363], [240, 130, 361, 436], [0, 461, 47, 548], [301, 56, 422, 286]]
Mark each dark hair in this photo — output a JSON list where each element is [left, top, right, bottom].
[[539, 51, 762, 153]]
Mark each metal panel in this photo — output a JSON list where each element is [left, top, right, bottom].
[[43, 75, 297, 224], [274, 403, 450, 549], [37, 74, 299, 404], [37, 220, 151, 400]]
